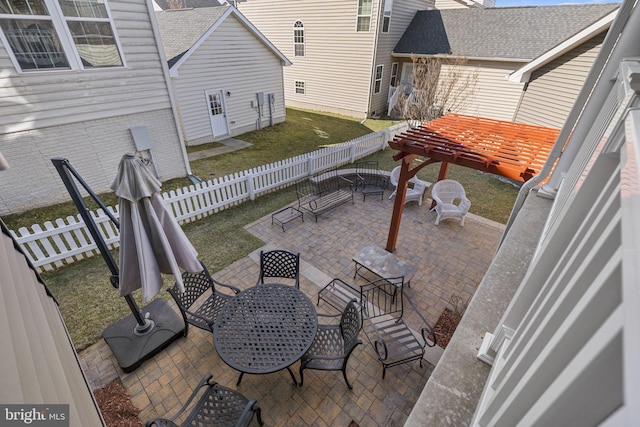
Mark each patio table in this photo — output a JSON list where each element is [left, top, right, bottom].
[[353, 245, 417, 287], [213, 283, 318, 385]]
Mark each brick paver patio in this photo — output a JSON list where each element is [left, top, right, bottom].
[[79, 190, 504, 426]]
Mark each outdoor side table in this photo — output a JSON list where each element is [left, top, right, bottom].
[[352, 245, 417, 287], [213, 283, 318, 385], [271, 206, 304, 232]]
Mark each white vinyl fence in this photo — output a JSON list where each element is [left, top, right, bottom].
[[11, 124, 409, 272]]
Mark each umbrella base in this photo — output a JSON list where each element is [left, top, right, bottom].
[[102, 299, 185, 373]]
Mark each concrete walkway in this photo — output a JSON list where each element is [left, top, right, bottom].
[[187, 138, 253, 161], [79, 192, 505, 426]]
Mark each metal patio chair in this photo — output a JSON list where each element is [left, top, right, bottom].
[[145, 374, 263, 427], [168, 261, 241, 336], [257, 249, 300, 288], [299, 299, 362, 389], [355, 161, 388, 201], [388, 166, 429, 206], [431, 179, 471, 226]]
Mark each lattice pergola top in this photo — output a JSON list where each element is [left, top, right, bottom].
[[388, 114, 561, 182]]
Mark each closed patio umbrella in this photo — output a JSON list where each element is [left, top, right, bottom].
[[112, 153, 202, 303]]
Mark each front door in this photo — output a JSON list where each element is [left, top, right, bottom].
[[205, 90, 229, 138]]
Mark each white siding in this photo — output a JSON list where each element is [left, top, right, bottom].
[[173, 15, 286, 144], [0, 0, 173, 134], [370, 0, 432, 116], [514, 32, 605, 129], [448, 60, 524, 121], [434, 0, 471, 9], [238, 0, 382, 118]]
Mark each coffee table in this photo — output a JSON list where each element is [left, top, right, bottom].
[[352, 245, 417, 286], [213, 283, 318, 385]]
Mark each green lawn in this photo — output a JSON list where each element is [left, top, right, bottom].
[[2, 108, 519, 349]]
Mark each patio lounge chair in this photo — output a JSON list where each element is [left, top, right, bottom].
[[431, 179, 471, 226], [299, 299, 362, 389], [168, 261, 241, 336], [257, 249, 301, 288], [388, 166, 429, 206], [145, 373, 263, 427]]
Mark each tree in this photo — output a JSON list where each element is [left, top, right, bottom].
[[392, 56, 478, 124]]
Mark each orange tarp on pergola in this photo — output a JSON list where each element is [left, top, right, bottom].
[[385, 114, 561, 251]]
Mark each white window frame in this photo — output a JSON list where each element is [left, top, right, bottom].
[[356, 0, 372, 32], [389, 62, 398, 87], [374, 64, 383, 94], [295, 80, 305, 95], [293, 20, 304, 57], [0, 0, 125, 73], [382, 0, 393, 33]]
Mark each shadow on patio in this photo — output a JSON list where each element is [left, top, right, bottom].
[[80, 190, 504, 426]]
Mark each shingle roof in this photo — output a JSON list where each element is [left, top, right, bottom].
[[155, 6, 229, 67], [394, 4, 619, 60]]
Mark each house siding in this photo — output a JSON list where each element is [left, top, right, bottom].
[[514, 32, 605, 129], [370, 0, 432, 117], [238, 0, 382, 118], [0, 110, 184, 215], [0, 0, 187, 215], [172, 15, 286, 144], [434, 0, 471, 9]]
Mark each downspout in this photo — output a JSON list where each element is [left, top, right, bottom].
[[145, 0, 194, 179], [364, 0, 384, 120], [501, 2, 632, 243]]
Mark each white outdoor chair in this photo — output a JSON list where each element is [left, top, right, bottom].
[[430, 179, 471, 226], [388, 166, 429, 206]]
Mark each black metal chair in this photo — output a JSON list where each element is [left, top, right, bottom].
[[168, 262, 241, 336], [299, 299, 362, 389], [355, 161, 388, 201], [257, 249, 300, 288], [145, 374, 263, 427]]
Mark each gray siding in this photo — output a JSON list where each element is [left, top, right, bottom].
[[370, 0, 432, 117], [173, 15, 286, 144], [238, 0, 382, 118], [514, 32, 605, 129], [0, 0, 173, 134], [0, 222, 105, 425]]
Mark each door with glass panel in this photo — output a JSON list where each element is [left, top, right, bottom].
[[205, 90, 229, 137]]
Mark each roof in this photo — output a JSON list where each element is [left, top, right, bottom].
[[394, 4, 620, 61], [155, 6, 291, 70], [388, 114, 560, 182]]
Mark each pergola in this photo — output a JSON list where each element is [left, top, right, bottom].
[[386, 113, 561, 251]]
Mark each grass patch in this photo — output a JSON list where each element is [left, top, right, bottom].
[[186, 141, 224, 153]]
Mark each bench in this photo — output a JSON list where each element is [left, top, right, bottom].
[[296, 168, 355, 222]]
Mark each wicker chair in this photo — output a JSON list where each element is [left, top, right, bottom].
[[168, 262, 240, 336], [299, 299, 362, 389], [388, 166, 429, 206], [355, 161, 388, 201], [430, 179, 471, 226], [257, 249, 300, 288], [145, 374, 263, 427]]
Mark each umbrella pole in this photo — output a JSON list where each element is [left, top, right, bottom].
[[51, 158, 151, 332]]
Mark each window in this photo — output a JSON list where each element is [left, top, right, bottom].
[[382, 0, 392, 33], [356, 0, 372, 32], [374, 64, 383, 94], [389, 62, 398, 87], [0, 0, 123, 72], [295, 80, 305, 94], [293, 20, 304, 57]]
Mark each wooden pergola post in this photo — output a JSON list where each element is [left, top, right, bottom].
[[385, 159, 411, 252]]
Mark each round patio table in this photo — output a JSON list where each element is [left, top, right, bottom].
[[213, 283, 318, 385]]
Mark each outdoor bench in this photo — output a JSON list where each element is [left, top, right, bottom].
[[295, 168, 355, 222]]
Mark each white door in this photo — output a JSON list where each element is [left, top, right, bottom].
[[205, 90, 229, 138]]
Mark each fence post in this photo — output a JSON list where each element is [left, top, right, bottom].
[[246, 171, 256, 201], [307, 154, 314, 176], [350, 142, 356, 163], [382, 129, 389, 151]]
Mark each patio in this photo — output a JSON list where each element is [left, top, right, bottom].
[[79, 190, 504, 426]]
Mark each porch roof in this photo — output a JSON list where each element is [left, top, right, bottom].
[[387, 114, 561, 182]]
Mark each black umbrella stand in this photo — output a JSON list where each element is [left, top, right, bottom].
[[51, 158, 184, 372]]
